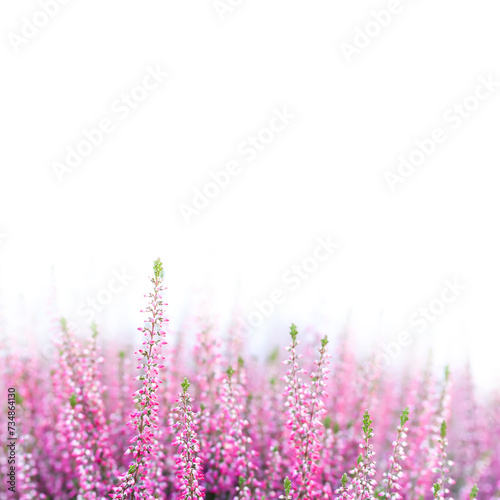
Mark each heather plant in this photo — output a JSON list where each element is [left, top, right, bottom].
[[353, 409, 378, 499], [282, 324, 309, 479], [111, 258, 168, 500], [280, 476, 293, 500], [215, 365, 260, 498], [294, 335, 330, 498], [380, 406, 409, 499], [432, 421, 455, 500], [53, 318, 117, 499], [1, 259, 500, 499], [171, 377, 204, 499]]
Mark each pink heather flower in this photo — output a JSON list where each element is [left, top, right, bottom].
[[16, 445, 46, 500], [282, 325, 331, 498], [380, 407, 409, 500], [3, 261, 500, 498], [432, 420, 455, 500], [350, 410, 377, 500], [54, 318, 117, 499], [2, 354, 49, 499], [111, 258, 168, 500], [294, 334, 330, 499], [216, 365, 260, 499], [171, 377, 205, 500], [282, 324, 309, 468]]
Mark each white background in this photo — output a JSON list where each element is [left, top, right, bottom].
[[1, 1, 499, 389]]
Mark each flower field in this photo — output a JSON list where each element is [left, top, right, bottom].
[[1, 260, 499, 499]]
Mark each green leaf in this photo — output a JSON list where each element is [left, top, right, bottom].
[[469, 485, 479, 499], [181, 377, 190, 393], [284, 476, 291, 496], [268, 346, 280, 363], [14, 392, 24, 406], [362, 409, 374, 438], [400, 406, 410, 427], [153, 258, 164, 279], [69, 393, 77, 408], [440, 420, 447, 439], [341, 473, 348, 488]]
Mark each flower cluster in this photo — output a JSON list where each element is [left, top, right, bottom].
[[171, 378, 204, 499], [380, 407, 409, 499], [352, 409, 378, 500], [111, 258, 168, 500], [0, 260, 498, 499], [53, 318, 117, 499], [432, 421, 455, 500], [294, 335, 330, 498]]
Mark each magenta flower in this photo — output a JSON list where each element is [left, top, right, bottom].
[[53, 318, 117, 499], [111, 258, 168, 500], [295, 335, 330, 498], [171, 377, 205, 499], [432, 421, 455, 500], [1, 259, 500, 499], [282, 325, 330, 499], [350, 410, 377, 500], [380, 407, 409, 500], [282, 324, 309, 469]]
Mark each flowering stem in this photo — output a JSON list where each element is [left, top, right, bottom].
[[296, 335, 329, 499], [172, 377, 205, 499], [111, 258, 167, 500], [355, 410, 376, 500], [383, 407, 409, 498]]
